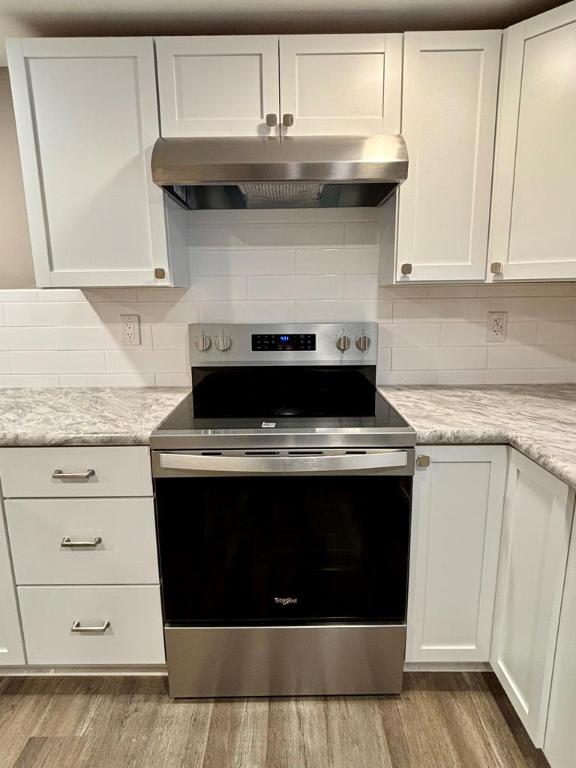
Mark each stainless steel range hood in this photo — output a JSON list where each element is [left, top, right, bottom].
[[151, 135, 408, 210]]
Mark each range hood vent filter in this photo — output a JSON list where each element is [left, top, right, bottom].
[[238, 182, 324, 207]]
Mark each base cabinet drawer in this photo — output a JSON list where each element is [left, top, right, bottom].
[[18, 586, 165, 665], [0, 447, 152, 498], [6, 498, 159, 585]]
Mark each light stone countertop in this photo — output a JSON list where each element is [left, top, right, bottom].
[[0, 387, 189, 447], [379, 384, 576, 489], [1, 384, 576, 490]]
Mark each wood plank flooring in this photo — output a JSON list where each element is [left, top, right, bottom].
[[0, 672, 550, 768]]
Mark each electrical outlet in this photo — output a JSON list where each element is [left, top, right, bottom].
[[120, 314, 141, 346], [487, 311, 508, 342]]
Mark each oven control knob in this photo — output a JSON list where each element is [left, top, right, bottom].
[[336, 335, 351, 353], [193, 334, 211, 352], [356, 335, 371, 352], [214, 334, 232, 352]]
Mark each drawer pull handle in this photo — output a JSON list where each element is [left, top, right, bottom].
[[52, 469, 95, 481], [61, 536, 102, 549], [71, 620, 110, 634]]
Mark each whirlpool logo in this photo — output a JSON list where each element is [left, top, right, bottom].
[[274, 597, 298, 606]]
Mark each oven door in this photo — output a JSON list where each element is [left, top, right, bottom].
[[153, 449, 413, 627]]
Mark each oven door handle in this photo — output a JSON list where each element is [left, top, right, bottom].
[[156, 450, 410, 476]]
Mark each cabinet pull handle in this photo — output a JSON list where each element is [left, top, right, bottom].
[[416, 455, 431, 469], [282, 113, 294, 128], [154, 267, 166, 280], [52, 469, 95, 481], [265, 113, 278, 127], [401, 263, 412, 276], [61, 536, 102, 549], [490, 262, 504, 275], [71, 620, 110, 634]]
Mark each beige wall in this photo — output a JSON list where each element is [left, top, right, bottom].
[[0, 67, 34, 288]]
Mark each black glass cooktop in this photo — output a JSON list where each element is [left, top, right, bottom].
[[156, 365, 411, 432]]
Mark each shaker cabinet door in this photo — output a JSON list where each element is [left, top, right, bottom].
[[488, 2, 576, 281], [491, 449, 574, 747], [279, 34, 402, 135], [396, 31, 501, 283], [0, 504, 25, 666], [7, 38, 173, 288], [406, 446, 506, 663], [156, 36, 281, 137]]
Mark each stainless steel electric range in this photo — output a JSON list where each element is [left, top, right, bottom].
[[151, 322, 416, 698]]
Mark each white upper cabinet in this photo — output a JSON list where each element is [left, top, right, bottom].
[[395, 31, 501, 283], [279, 34, 402, 135], [156, 36, 281, 137], [407, 446, 506, 663], [7, 38, 183, 288], [489, 1, 576, 281], [491, 449, 574, 747]]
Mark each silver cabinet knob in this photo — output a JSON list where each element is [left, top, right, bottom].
[[401, 263, 412, 276], [336, 335, 351, 352], [356, 335, 371, 352], [282, 113, 294, 128], [214, 334, 232, 352], [194, 335, 211, 352], [265, 113, 278, 127], [491, 262, 504, 275]]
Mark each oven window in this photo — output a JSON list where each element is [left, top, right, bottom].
[[155, 476, 411, 626]]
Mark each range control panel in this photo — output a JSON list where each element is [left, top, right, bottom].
[[188, 323, 378, 366], [252, 334, 316, 352]]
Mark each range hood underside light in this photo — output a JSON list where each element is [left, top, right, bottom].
[[152, 135, 408, 211]]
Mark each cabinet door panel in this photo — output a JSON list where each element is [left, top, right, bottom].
[[7, 38, 171, 288], [545, 509, 576, 768], [156, 36, 280, 137], [489, 3, 576, 280], [407, 446, 506, 663], [0, 504, 25, 666], [396, 31, 501, 283], [279, 34, 402, 135], [491, 449, 573, 747]]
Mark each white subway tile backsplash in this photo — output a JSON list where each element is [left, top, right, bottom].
[[105, 349, 187, 374], [392, 346, 487, 371], [193, 249, 297, 276], [247, 275, 344, 300], [1, 214, 576, 388], [379, 322, 441, 348], [59, 373, 157, 387], [245, 223, 345, 248], [4, 302, 102, 327], [10, 351, 106, 374], [297, 247, 378, 275]]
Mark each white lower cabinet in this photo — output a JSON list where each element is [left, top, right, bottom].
[[18, 585, 164, 665], [491, 449, 574, 747], [407, 446, 506, 663], [0, 502, 25, 665], [544, 502, 576, 768]]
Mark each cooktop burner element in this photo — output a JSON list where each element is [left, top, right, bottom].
[[151, 323, 415, 450]]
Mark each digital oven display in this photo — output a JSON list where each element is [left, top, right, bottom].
[[252, 334, 316, 351]]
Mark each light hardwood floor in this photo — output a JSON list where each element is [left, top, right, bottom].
[[0, 672, 549, 768]]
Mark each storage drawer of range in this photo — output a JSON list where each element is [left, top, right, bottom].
[[5, 498, 159, 585], [18, 585, 165, 666], [0, 446, 152, 498]]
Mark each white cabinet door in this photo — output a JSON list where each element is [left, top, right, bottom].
[[7, 38, 177, 288], [0, 502, 25, 666], [396, 31, 501, 283], [156, 36, 280, 137], [545, 507, 576, 768], [406, 446, 506, 663], [279, 34, 402, 135], [488, 2, 576, 281], [491, 449, 574, 747]]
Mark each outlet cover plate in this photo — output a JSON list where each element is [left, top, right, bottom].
[[120, 314, 141, 346], [487, 311, 508, 342]]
